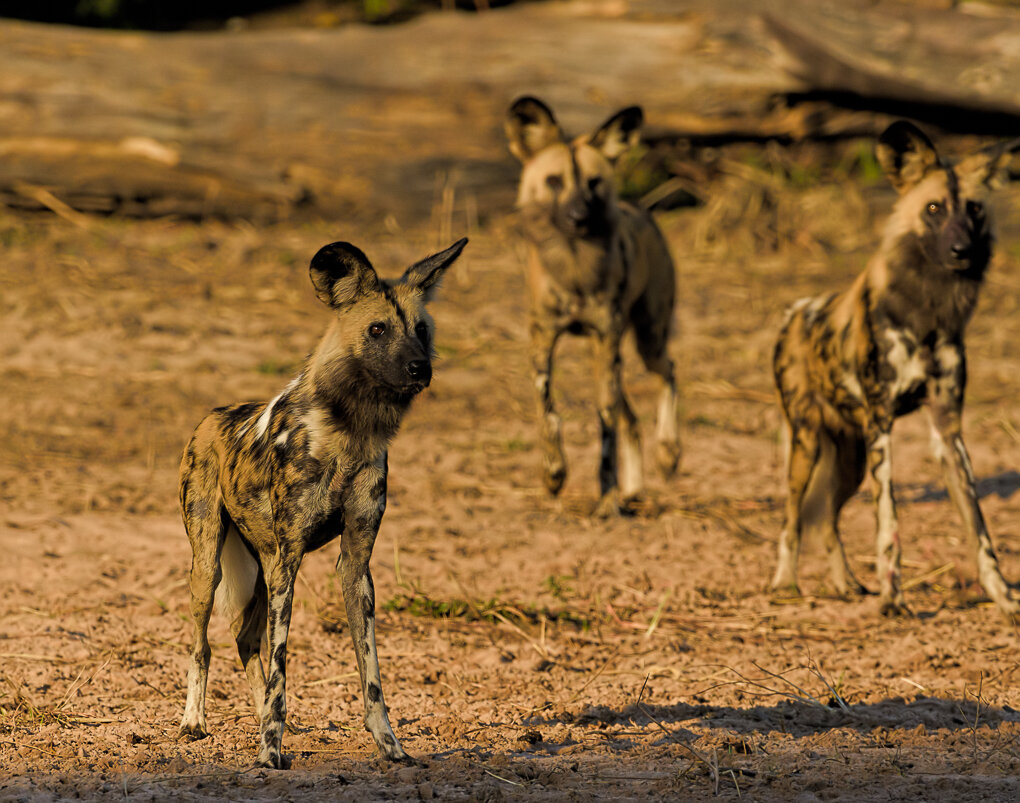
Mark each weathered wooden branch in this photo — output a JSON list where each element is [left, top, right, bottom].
[[0, 0, 1017, 222]]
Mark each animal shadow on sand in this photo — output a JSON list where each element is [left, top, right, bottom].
[[905, 470, 1020, 505], [521, 696, 1020, 753]]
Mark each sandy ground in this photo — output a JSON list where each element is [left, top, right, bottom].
[[2, 175, 1020, 800]]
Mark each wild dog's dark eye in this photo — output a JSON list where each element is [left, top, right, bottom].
[[588, 176, 602, 192], [545, 174, 564, 191], [415, 322, 429, 342], [967, 200, 984, 218], [368, 322, 386, 338], [926, 201, 942, 216]]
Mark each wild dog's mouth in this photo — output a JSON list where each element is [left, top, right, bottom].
[[946, 239, 991, 274], [387, 379, 429, 398], [561, 211, 612, 240]]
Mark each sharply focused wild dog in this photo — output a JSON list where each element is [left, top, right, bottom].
[[178, 237, 468, 768], [772, 120, 1020, 617], [505, 96, 681, 515]]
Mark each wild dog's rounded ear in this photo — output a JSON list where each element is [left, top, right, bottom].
[[308, 241, 379, 308], [589, 106, 643, 163], [875, 121, 939, 193], [957, 137, 1020, 191], [505, 96, 564, 162], [401, 237, 468, 301]]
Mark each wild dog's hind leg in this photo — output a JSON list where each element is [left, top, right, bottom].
[[633, 293, 681, 477], [801, 429, 868, 597], [179, 442, 228, 740], [232, 569, 269, 723], [594, 326, 642, 515], [254, 554, 300, 769], [771, 423, 820, 593], [530, 320, 567, 495], [339, 459, 409, 762]]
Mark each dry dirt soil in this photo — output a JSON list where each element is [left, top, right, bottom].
[[2, 170, 1020, 801]]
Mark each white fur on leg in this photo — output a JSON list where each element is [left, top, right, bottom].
[[180, 662, 209, 735], [871, 433, 904, 612], [655, 384, 678, 447], [619, 428, 643, 500], [215, 526, 258, 621]]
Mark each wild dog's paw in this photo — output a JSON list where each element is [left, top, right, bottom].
[[543, 463, 567, 496], [879, 598, 913, 618], [387, 751, 419, 767], [655, 440, 681, 479], [768, 568, 800, 596], [768, 581, 805, 603], [377, 733, 413, 764], [594, 493, 623, 519], [836, 584, 871, 601], [994, 594, 1020, 622], [178, 720, 210, 741], [253, 748, 291, 770], [618, 493, 646, 518], [828, 567, 871, 599], [832, 578, 871, 599]]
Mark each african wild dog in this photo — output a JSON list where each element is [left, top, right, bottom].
[[505, 96, 681, 516], [771, 120, 1019, 617], [178, 237, 468, 768]]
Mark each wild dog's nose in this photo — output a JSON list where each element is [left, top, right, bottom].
[[406, 360, 431, 382], [951, 242, 971, 260], [564, 196, 589, 225]]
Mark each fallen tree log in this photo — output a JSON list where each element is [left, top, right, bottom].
[[0, 0, 1017, 222]]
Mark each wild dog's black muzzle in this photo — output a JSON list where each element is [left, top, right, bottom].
[[950, 242, 972, 260], [563, 193, 608, 237], [406, 359, 431, 386], [946, 215, 978, 265]]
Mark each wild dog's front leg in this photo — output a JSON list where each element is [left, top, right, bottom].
[[339, 458, 409, 762], [927, 354, 1019, 617], [529, 319, 567, 495], [594, 327, 642, 516], [255, 556, 300, 769], [866, 425, 908, 616]]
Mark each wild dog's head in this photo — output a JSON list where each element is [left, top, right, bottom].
[[308, 238, 468, 400], [877, 120, 1017, 275], [505, 96, 642, 239]]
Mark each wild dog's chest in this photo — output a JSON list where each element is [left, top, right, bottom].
[[526, 235, 632, 330], [858, 327, 931, 417], [296, 422, 389, 551], [794, 300, 931, 420]]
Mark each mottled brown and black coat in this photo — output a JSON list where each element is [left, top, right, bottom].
[[178, 237, 467, 768], [505, 96, 681, 515], [771, 121, 1019, 617]]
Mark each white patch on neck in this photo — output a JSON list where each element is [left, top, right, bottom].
[[883, 330, 927, 399], [255, 376, 301, 439]]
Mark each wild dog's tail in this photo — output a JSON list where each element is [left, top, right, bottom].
[[214, 526, 258, 621]]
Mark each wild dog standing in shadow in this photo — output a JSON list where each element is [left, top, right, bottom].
[[178, 237, 468, 768], [505, 96, 681, 516], [772, 120, 1020, 618]]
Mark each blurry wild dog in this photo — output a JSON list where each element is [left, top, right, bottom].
[[178, 237, 468, 768], [772, 120, 1019, 617], [505, 96, 680, 515]]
